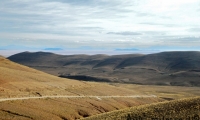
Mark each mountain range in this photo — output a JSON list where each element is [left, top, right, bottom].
[[8, 51, 200, 86]]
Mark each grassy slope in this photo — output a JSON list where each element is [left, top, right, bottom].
[[0, 97, 161, 120], [83, 97, 200, 120], [0, 56, 143, 98], [0, 56, 162, 120], [111, 83, 200, 100], [1, 56, 200, 119]]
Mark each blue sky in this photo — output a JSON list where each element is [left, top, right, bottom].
[[0, 0, 200, 53]]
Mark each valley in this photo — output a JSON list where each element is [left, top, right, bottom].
[[0, 55, 162, 119], [1, 52, 200, 119]]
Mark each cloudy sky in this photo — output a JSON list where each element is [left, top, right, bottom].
[[0, 0, 200, 53]]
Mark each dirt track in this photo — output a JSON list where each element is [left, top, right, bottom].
[[0, 95, 157, 102]]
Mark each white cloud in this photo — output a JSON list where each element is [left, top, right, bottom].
[[0, 0, 200, 50]]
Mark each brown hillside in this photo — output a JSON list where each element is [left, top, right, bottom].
[[0, 56, 151, 98], [0, 57, 163, 119], [83, 97, 200, 120], [8, 51, 200, 86]]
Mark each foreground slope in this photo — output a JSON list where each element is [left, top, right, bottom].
[[83, 97, 200, 120], [1, 55, 142, 97], [0, 56, 162, 119], [8, 51, 200, 86]]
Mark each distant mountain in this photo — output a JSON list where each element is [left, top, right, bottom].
[[8, 51, 200, 86], [115, 48, 139, 51], [44, 48, 63, 50]]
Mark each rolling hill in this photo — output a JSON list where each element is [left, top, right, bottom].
[[82, 97, 200, 120], [1, 55, 200, 119], [8, 51, 200, 86], [0, 56, 163, 119]]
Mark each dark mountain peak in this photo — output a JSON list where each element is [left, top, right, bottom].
[[10, 51, 55, 56], [8, 51, 59, 65]]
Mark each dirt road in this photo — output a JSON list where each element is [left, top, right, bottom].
[[0, 95, 157, 102]]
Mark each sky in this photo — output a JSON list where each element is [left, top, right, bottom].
[[0, 0, 200, 56]]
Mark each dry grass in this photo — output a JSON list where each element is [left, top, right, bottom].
[[0, 97, 162, 120], [111, 83, 200, 100], [1, 57, 200, 120], [0, 57, 143, 98], [0, 57, 163, 119], [83, 97, 200, 120]]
